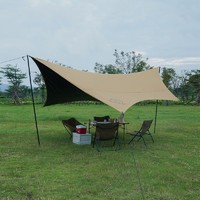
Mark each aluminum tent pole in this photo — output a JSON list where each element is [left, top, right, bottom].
[[27, 55, 40, 146], [154, 67, 161, 134], [154, 100, 158, 134]]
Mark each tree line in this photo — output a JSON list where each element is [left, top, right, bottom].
[[0, 50, 199, 105]]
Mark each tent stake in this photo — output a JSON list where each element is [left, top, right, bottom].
[[27, 55, 40, 146]]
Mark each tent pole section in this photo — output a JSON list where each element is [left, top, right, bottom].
[[154, 100, 158, 133], [27, 55, 40, 146], [122, 112, 124, 122], [154, 67, 161, 134]]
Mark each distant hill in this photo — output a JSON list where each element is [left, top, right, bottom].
[[0, 84, 8, 92]]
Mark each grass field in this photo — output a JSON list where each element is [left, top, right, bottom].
[[0, 103, 199, 200]]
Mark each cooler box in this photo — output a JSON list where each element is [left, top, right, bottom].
[[73, 132, 91, 145], [76, 125, 87, 134]]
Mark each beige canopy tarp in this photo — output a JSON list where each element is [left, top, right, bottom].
[[31, 57, 178, 113]]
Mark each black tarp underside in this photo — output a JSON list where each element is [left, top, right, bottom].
[[32, 57, 98, 106]]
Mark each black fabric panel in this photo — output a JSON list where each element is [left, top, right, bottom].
[[31, 58, 98, 106]]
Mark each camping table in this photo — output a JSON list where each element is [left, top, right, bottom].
[[118, 122, 129, 144]]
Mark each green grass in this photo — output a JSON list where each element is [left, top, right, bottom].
[[0, 104, 199, 200]]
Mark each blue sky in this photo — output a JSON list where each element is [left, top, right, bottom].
[[0, 0, 200, 83]]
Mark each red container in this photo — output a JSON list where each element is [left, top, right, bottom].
[[76, 125, 86, 134]]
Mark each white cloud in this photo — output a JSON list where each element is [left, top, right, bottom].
[[148, 57, 200, 71]]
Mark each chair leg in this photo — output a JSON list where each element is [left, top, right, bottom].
[[117, 138, 120, 150], [113, 137, 120, 150], [92, 134, 96, 148], [149, 134, 154, 143], [128, 134, 137, 144], [63, 127, 72, 139], [113, 137, 116, 146], [96, 140, 101, 152], [141, 136, 147, 146], [67, 131, 72, 138], [92, 137, 96, 148]]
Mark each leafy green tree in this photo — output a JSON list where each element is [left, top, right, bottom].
[[33, 72, 46, 103], [94, 63, 122, 74], [0, 76, 2, 96], [114, 49, 151, 73], [0, 64, 27, 104], [161, 67, 178, 91], [20, 85, 31, 100], [187, 70, 200, 105], [161, 67, 177, 105], [94, 49, 151, 74], [175, 70, 200, 104], [176, 71, 193, 103]]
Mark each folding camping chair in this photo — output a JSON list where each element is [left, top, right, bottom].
[[93, 122, 120, 151], [62, 118, 83, 138], [93, 115, 110, 122], [128, 120, 154, 146]]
